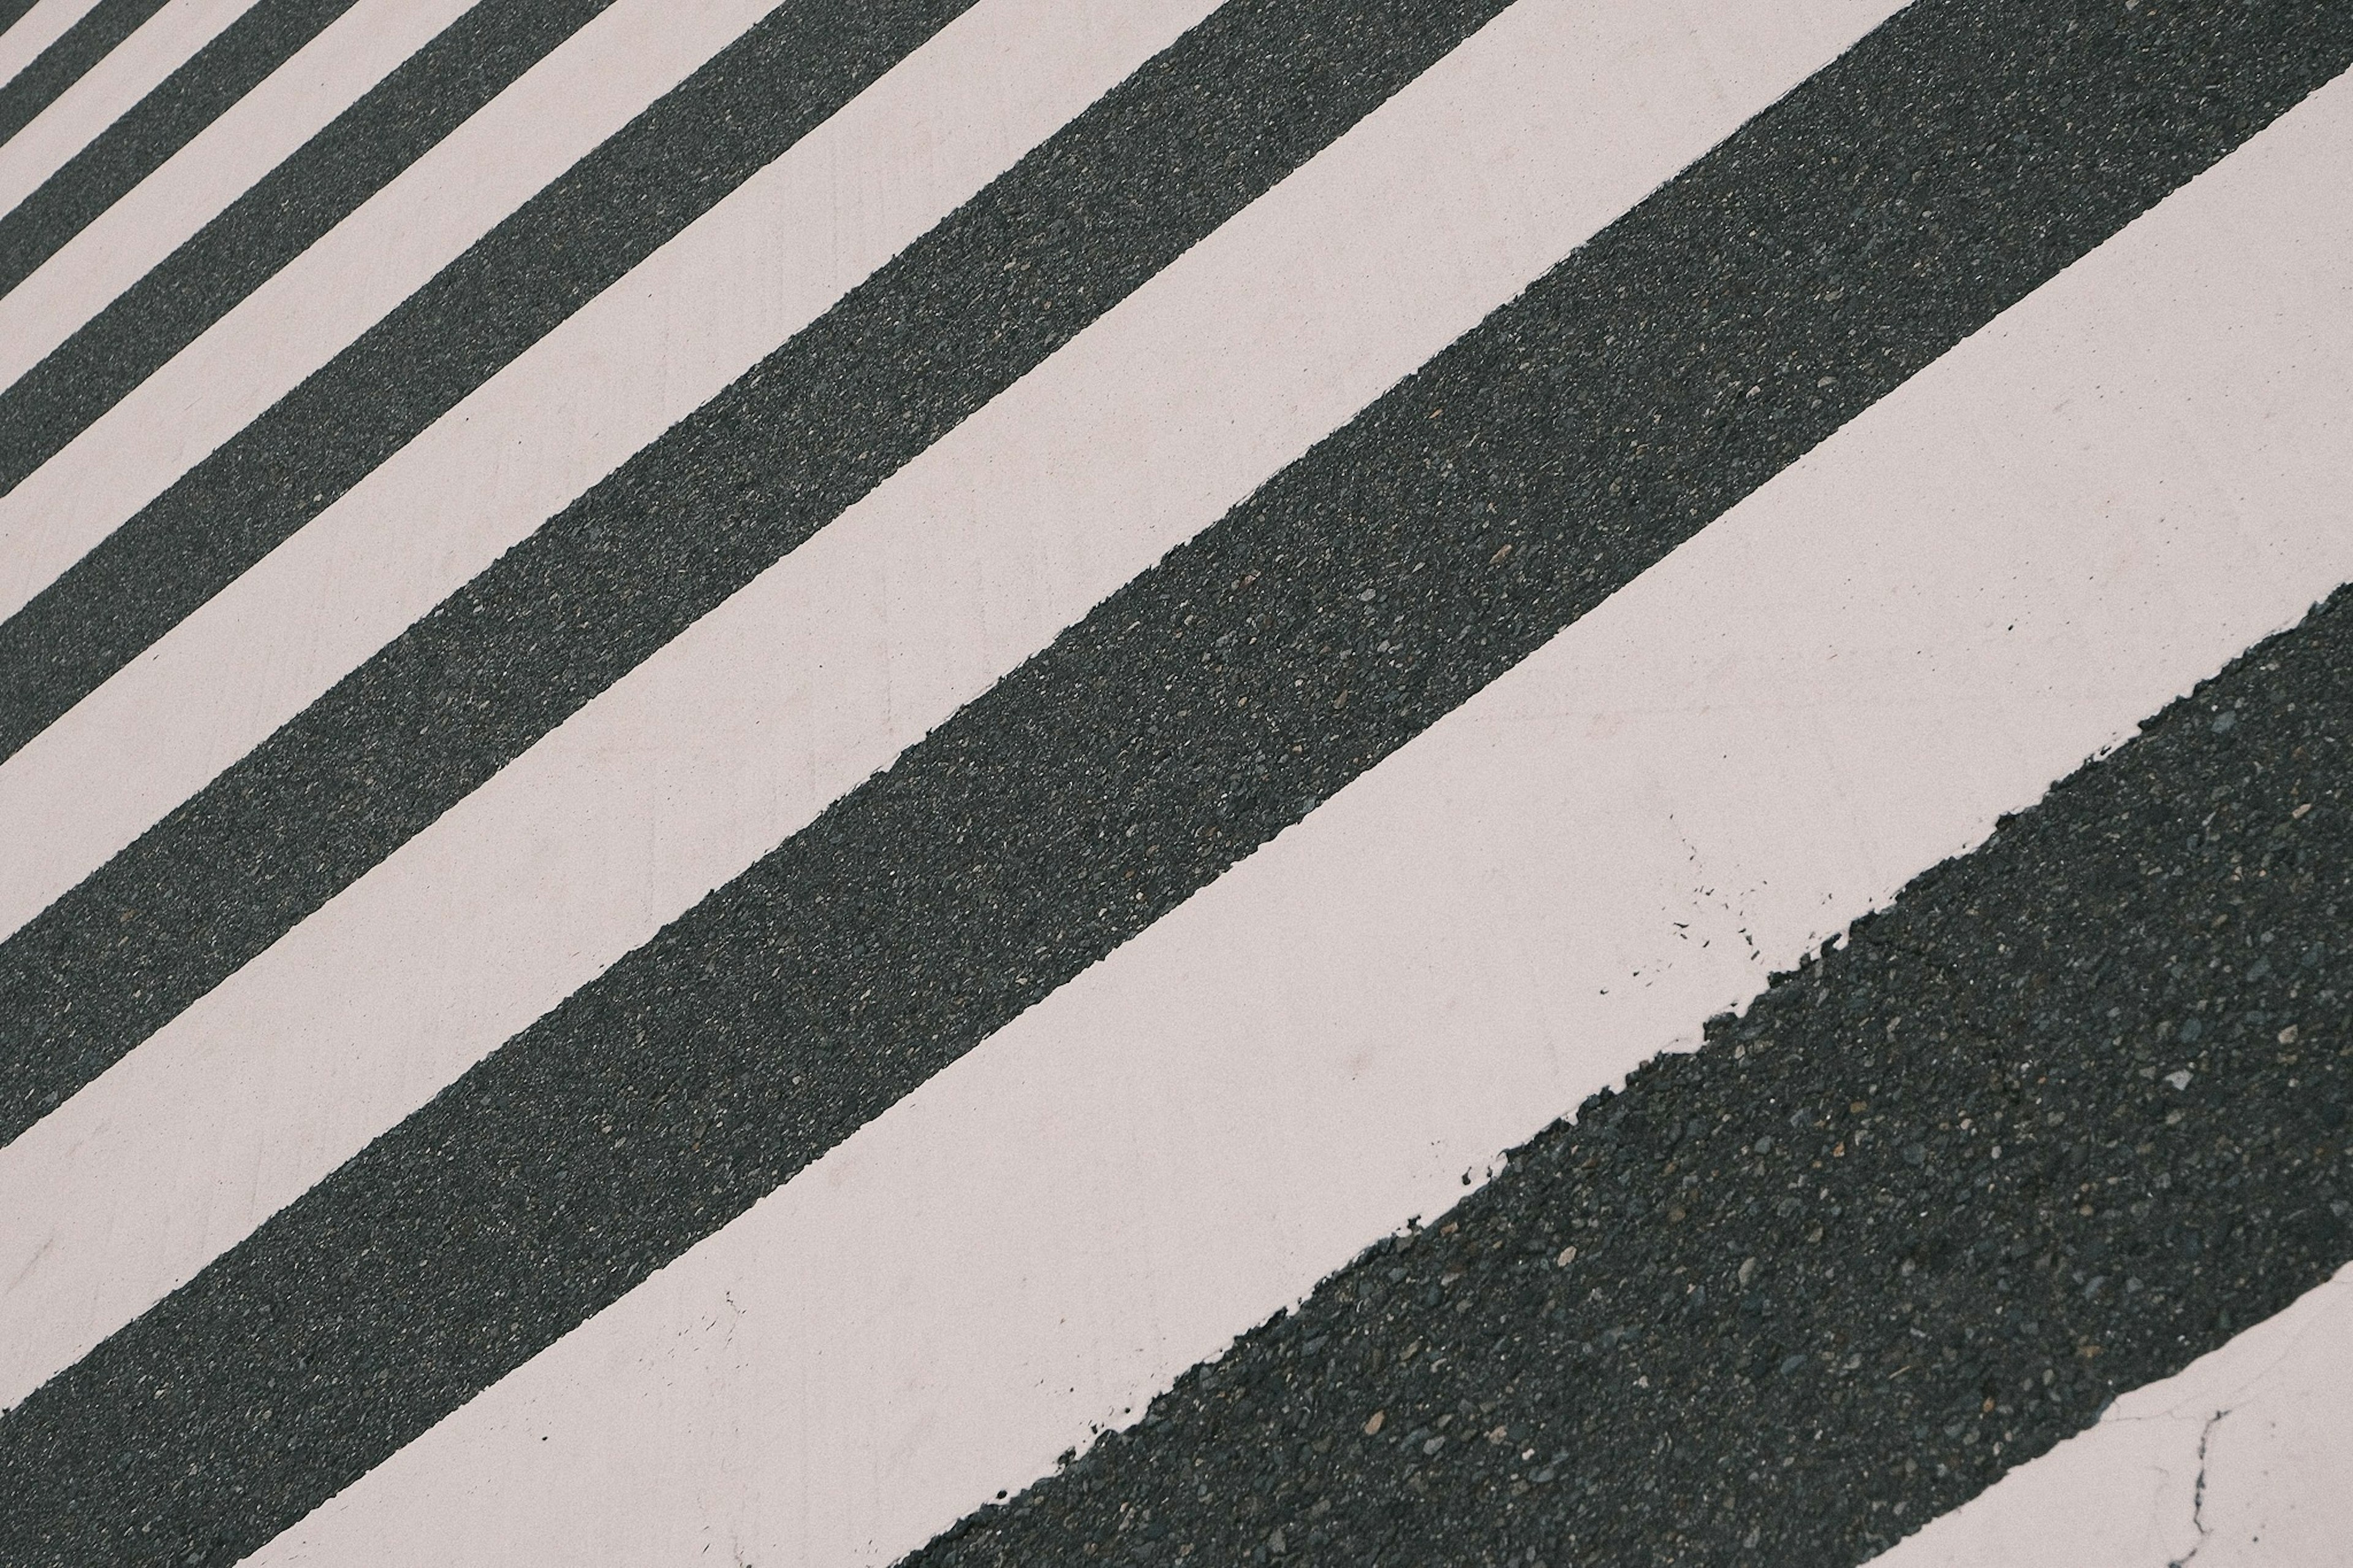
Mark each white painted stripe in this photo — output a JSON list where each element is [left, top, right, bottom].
[[0, 0, 480, 395], [0, 0, 256, 217], [0, 0, 1908, 1413], [243, 70, 2353, 1568], [0, 0, 785, 618], [1874, 1265, 2353, 1567], [0, 0, 1216, 941], [0, 0, 106, 94]]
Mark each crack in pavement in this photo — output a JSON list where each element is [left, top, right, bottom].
[[2167, 1406, 2232, 1568]]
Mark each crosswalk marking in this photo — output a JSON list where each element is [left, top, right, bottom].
[[0, 0, 1218, 947], [0, 0, 794, 623], [0, 0, 108, 93], [0, 0, 1512, 1145], [0, 0, 252, 210], [229, 71, 2353, 1561], [0, 0, 1903, 1417], [0, 0, 2346, 1561], [0, 0, 477, 393]]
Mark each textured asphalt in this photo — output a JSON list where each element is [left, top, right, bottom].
[[0, 0, 172, 150], [906, 590, 2353, 1568], [0, 0, 363, 298], [0, 4, 2342, 1564], [0, 0, 1516, 1143], [0, 0, 979, 754], [0, 0, 624, 488]]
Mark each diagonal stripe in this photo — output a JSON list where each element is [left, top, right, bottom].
[[0, 0, 1523, 1140], [0, 0, 618, 473], [0, 0, 297, 239], [0, 0, 985, 751], [902, 590, 2353, 1567], [0, 2, 104, 91], [227, 73, 2353, 1559], [0, 0, 171, 147], [0, 3, 2338, 1562], [0, 0, 856, 612], [1877, 1267, 2353, 1566], [0, 0, 484, 393], [0, 0, 1898, 1418], [0, 0, 1233, 950]]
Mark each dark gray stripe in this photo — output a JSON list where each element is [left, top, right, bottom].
[[913, 589, 2353, 1568], [0, 4, 2338, 1564], [0, 0, 363, 295], [0, 0, 169, 150], [0, 0, 979, 738], [0, 0, 1518, 1142], [0, 0, 623, 488]]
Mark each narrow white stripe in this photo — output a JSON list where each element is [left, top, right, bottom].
[[0, 0, 105, 94], [0, 0, 1214, 941], [0, 0, 1908, 1414], [0, 0, 256, 218], [245, 70, 2353, 1567], [0, 0, 481, 394], [0, 0, 784, 617], [1874, 1265, 2353, 1567]]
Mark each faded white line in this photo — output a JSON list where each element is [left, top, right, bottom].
[[245, 69, 2353, 1568], [0, 0, 1214, 940], [0, 0, 106, 94], [0, 0, 1906, 1411], [0, 0, 785, 615], [1873, 1265, 2353, 1567], [0, 0, 481, 393], [0, 0, 256, 218]]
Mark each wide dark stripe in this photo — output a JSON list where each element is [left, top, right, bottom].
[[914, 589, 2353, 1568], [0, 0, 1517, 1141], [0, 0, 169, 149], [0, 0, 622, 489], [0, 0, 984, 755], [0, 0, 362, 295], [0, 4, 2338, 1562]]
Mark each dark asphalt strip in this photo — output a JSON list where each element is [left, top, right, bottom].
[[908, 588, 2353, 1568], [0, 0, 978, 749], [0, 0, 363, 296], [0, 0, 622, 487], [0, 0, 1518, 1144], [0, 6, 2338, 1563], [0, 0, 169, 149]]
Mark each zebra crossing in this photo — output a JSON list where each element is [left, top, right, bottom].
[[0, 0, 2347, 1562]]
